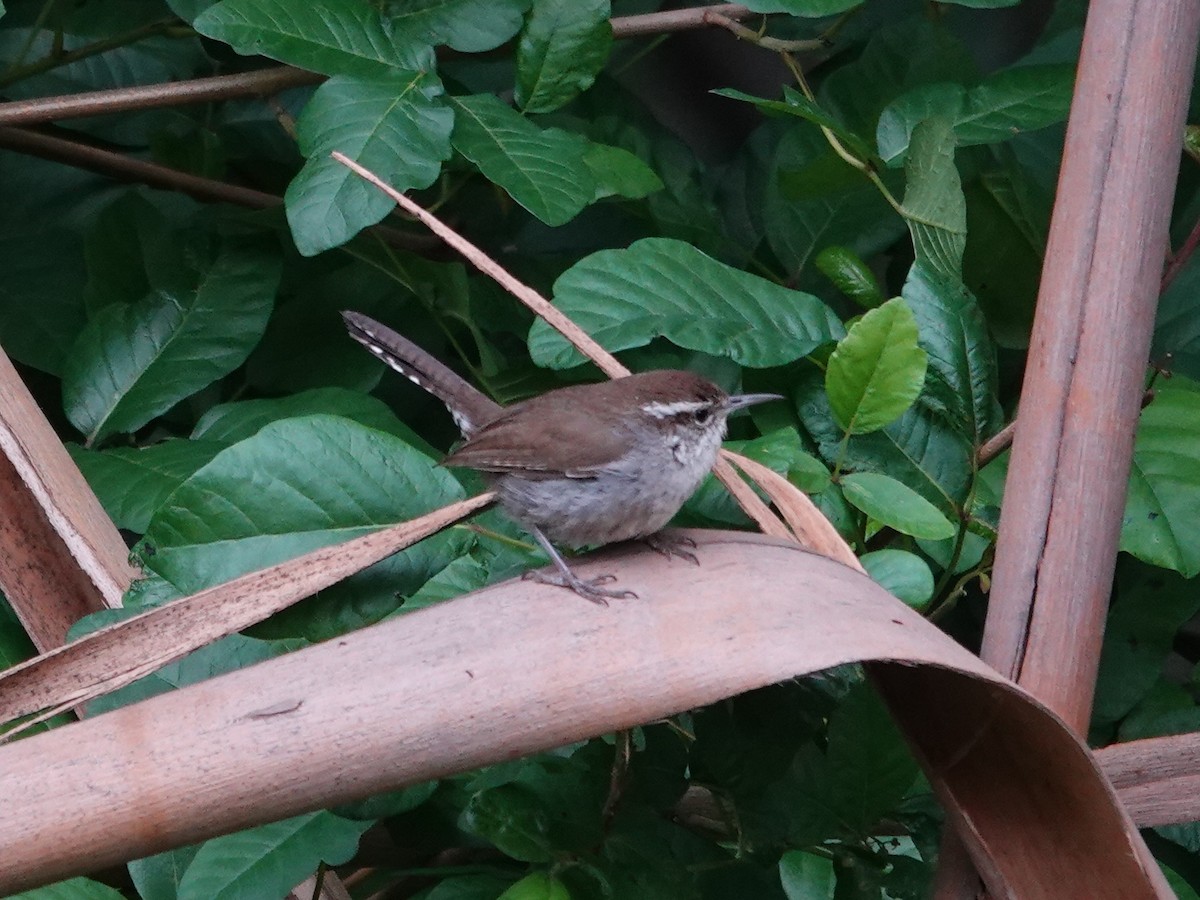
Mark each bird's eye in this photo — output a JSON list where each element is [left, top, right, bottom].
[[693, 407, 712, 425]]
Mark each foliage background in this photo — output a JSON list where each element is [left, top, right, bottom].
[[4, 0, 1200, 897]]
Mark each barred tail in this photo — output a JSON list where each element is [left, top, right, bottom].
[[341, 311, 501, 435]]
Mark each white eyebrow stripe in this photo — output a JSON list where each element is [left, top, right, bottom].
[[641, 400, 709, 418]]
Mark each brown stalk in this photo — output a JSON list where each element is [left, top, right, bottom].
[[938, 1, 1200, 897], [0, 127, 437, 252], [0, 493, 494, 737]]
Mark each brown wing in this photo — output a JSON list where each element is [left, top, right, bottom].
[[442, 388, 634, 478]]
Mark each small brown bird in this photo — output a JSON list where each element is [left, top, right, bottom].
[[343, 312, 780, 603]]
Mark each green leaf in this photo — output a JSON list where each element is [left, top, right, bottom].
[[815, 245, 885, 310], [463, 753, 607, 862], [448, 93, 596, 226], [765, 125, 904, 279], [582, 142, 663, 200], [819, 20, 977, 139], [176, 812, 371, 900], [387, 0, 530, 53], [826, 297, 928, 434], [715, 86, 874, 161], [426, 875, 519, 900], [529, 237, 843, 368], [286, 72, 453, 256], [963, 168, 1046, 349], [1094, 567, 1200, 726], [138, 415, 465, 594], [515, 0, 612, 114], [877, 65, 1072, 165], [902, 263, 1001, 444], [1122, 385, 1200, 576], [860, 549, 935, 610], [0, 230, 87, 375], [740, 0, 862, 13], [826, 683, 920, 834], [1160, 864, 1200, 900], [70, 439, 226, 533], [841, 472, 956, 539], [194, 0, 431, 76], [498, 872, 571, 900], [779, 850, 836, 900], [193, 386, 432, 451], [1154, 252, 1200, 382], [62, 242, 280, 446], [8, 878, 127, 900], [902, 117, 966, 281], [129, 845, 201, 900], [83, 192, 187, 315]]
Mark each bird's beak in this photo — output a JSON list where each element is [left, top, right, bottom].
[[725, 392, 785, 413]]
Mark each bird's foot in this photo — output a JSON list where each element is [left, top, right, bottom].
[[643, 532, 699, 565], [522, 568, 638, 605]]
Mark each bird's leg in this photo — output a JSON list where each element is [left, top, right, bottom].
[[643, 530, 699, 565], [523, 527, 637, 605]]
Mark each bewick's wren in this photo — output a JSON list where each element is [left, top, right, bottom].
[[343, 311, 781, 604]]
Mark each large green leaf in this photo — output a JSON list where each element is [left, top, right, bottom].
[[761, 124, 903, 280], [386, 0, 530, 53], [62, 242, 280, 446], [1122, 385, 1200, 576], [138, 415, 465, 594], [448, 93, 596, 226], [0, 230, 87, 375], [860, 549, 934, 609], [192, 386, 431, 450], [128, 845, 200, 900], [825, 683, 920, 834], [286, 72, 453, 256], [9, 878, 126, 899], [819, 20, 977, 139], [841, 472, 956, 539], [177, 812, 371, 900], [902, 117, 967, 281], [497, 872, 571, 900], [1153, 254, 1200, 382], [902, 263, 1001, 444], [71, 439, 226, 533], [779, 850, 836, 900], [963, 167, 1046, 349], [877, 65, 1073, 165], [529, 237, 843, 368], [515, 0, 612, 114], [826, 298, 928, 434], [194, 0, 430, 75], [1094, 566, 1200, 726]]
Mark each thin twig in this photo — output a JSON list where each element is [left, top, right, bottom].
[[1162, 215, 1200, 293], [703, 10, 828, 52], [331, 151, 629, 379], [0, 66, 322, 126], [977, 389, 1155, 468], [611, 4, 753, 38], [0, 127, 437, 253]]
